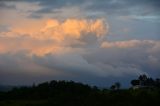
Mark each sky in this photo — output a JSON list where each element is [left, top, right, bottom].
[[0, 0, 160, 87]]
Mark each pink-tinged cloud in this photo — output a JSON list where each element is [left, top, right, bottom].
[[101, 40, 156, 48]]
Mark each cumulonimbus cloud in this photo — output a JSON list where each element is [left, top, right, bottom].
[[1, 18, 107, 41], [38, 18, 107, 41], [0, 18, 108, 56]]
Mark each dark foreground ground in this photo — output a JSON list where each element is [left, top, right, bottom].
[[0, 80, 160, 106]]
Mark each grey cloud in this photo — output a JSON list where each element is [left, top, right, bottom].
[[0, 53, 137, 87], [83, 41, 160, 78], [36, 0, 160, 15], [32, 54, 104, 76], [86, 0, 160, 13], [0, 40, 160, 86], [0, 25, 10, 32], [0, 2, 16, 9], [0, 53, 67, 85], [36, 0, 85, 9], [28, 8, 62, 19], [25, 0, 160, 22], [3, 0, 153, 21]]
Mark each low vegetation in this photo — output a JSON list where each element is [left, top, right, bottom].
[[0, 75, 160, 106]]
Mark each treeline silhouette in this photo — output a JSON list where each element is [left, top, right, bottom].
[[131, 74, 160, 88], [0, 75, 160, 106]]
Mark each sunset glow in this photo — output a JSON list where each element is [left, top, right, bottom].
[[0, 0, 160, 87]]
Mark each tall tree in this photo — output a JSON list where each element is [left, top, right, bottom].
[[115, 82, 121, 90]]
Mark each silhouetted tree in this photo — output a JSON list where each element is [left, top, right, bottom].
[[110, 85, 116, 90], [131, 80, 140, 86], [115, 82, 121, 89], [139, 74, 148, 86], [139, 74, 148, 81], [145, 78, 154, 86], [155, 78, 160, 87], [1, 78, 160, 106], [110, 82, 121, 90]]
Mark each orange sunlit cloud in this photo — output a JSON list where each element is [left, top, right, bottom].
[[0, 18, 107, 56], [1, 18, 107, 41], [40, 18, 107, 41]]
